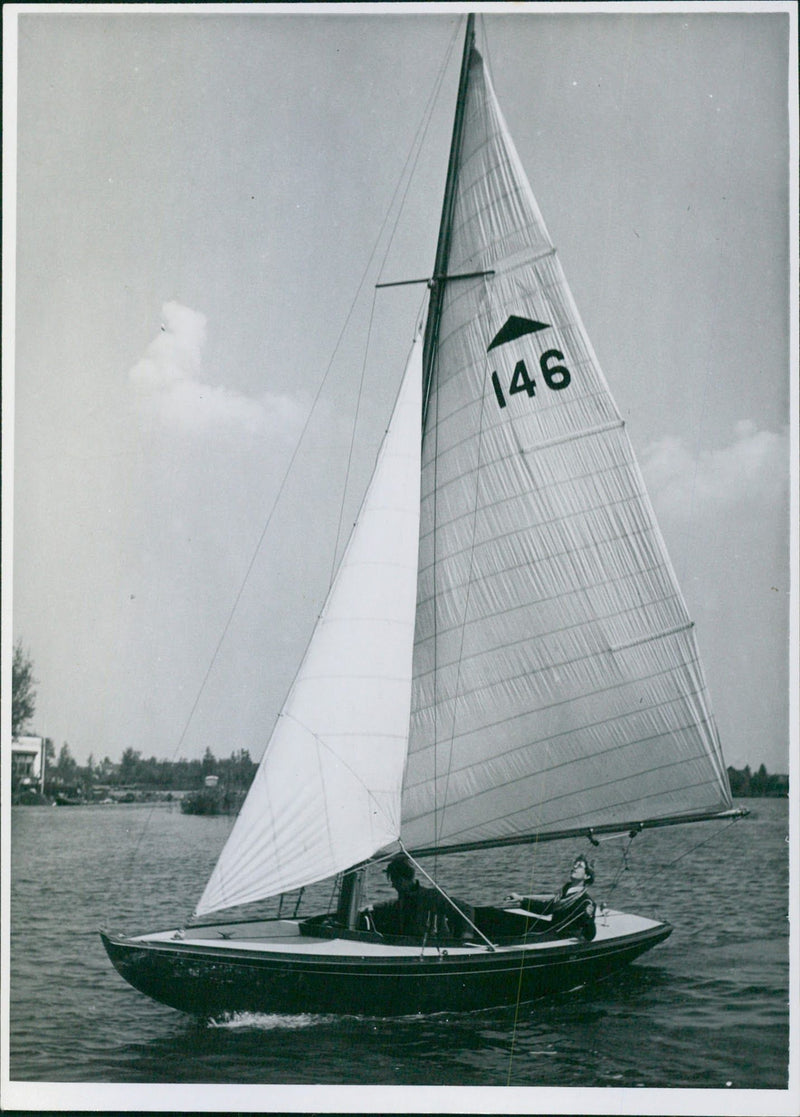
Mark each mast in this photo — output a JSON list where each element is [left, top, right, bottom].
[[421, 12, 476, 427]]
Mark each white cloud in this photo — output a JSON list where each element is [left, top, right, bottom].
[[641, 421, 789, 521], [130, 301, 303, 438]]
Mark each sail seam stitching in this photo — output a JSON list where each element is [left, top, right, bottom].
[[420, 431, 633, 517], [412, 636, 700, 718], [450, 199, 544, 264], [408, 735, 718, 839], [608, 623, 694, 654], [412, 588, 686, 680], [407, 685, 712, 788], [415, 555, 676, 641], [410, 652, 703, 739], [429, 768, 725, 846], [492, 246, 559, 275], [417, 502, 670, 592], [520, 420, 626, 454], [405, 801, 737, 859], [470, 754, 722, 831], [430, 267, 561, 347], [419, 478, 645, 548], [420, 407, 624, 478], [282, 713, 400, 830], [419, 455, 631, 520], [446, 131, 543, 240]]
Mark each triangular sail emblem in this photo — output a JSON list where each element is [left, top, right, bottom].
[[487, 315, 550, 352]]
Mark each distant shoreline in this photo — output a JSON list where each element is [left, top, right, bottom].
[[727, 765, 788, 798]]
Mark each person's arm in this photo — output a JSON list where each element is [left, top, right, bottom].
[[368, 899, 400, 934]]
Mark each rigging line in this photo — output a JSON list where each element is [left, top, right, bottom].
[[329, 18, 460, 585], [329, 286, 378, 588], [398, 842, 496, 951], [607, 834, 637, 895], [416, 286, 429, 336], [430, 274, 441, 878], [327, 875, 340, 916], [375, 17, 463, 281], [366, 20, 461, 712], [223, 326, 422, 903], [604, 834, 661, 921], [659, 813, 744, 870], [422, 14, 476, 427]]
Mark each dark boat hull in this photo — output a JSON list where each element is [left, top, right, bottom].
[[101, 916, 671, 1017]]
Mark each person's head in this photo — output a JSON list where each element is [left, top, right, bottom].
[[385, 854, 416, 895], [570, 853, 595, 885]]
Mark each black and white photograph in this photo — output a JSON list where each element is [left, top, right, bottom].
[[2, 2, 796, 1113]]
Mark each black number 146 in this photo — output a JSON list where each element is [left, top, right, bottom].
[[491, 349, 571, 409]]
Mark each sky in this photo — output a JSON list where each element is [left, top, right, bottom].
[[5, 3, 795, 776]]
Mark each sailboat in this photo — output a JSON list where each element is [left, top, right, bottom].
[[102, 16, 742, 1017]]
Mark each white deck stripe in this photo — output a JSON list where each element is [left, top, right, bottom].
[[133, 910, 663, 958]]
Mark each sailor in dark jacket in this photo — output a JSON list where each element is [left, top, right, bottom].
[[368, 854, 474, 940]]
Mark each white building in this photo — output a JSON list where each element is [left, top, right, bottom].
[[11, 736, 45, 787]]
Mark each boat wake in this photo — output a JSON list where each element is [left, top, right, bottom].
[[206, 1011, 334, 1031]]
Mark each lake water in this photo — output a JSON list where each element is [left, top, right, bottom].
[[6, 797, 792, 1105]]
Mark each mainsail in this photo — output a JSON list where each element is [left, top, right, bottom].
[[401, 44, 731, 853], [196, 25, 731, 918]]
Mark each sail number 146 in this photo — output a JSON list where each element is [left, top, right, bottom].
[[491, 349, 571, 409]]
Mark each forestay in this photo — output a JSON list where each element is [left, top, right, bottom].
[[400, 48, 731, 853], [196, 340, 423, 916]]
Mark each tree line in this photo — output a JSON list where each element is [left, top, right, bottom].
[[42, 741, 257, 793], [38, 754, 791, 798], [727, 764, 788, 798]]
